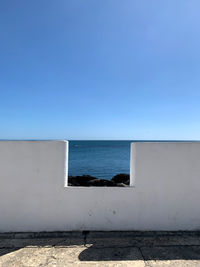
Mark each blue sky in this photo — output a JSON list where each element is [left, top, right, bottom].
[[1, 0, 200, 140]]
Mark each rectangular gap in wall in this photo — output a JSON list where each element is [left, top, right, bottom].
[[67, 140, 131, 187]]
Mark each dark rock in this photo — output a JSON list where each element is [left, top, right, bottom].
[[87, 179, 115, 187], [111, 174, 130, 185], [68, 175, 97, 186], [68, 174, 130, 187], [116, 183, 128, 187]]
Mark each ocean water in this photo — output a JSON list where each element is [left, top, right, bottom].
[[68, 141, 131, 180]]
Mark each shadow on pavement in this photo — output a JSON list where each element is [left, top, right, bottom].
[[1, 231, 200, 262]]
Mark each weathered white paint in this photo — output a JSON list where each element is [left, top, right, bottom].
[[0, 141, 200, 232]]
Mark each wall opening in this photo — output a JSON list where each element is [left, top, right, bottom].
[[67, 140, 131, 187]]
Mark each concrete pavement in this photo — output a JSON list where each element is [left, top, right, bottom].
[[0, 231, 200, 266]]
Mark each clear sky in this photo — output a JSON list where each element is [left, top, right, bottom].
[[1, 0, 200, 140]]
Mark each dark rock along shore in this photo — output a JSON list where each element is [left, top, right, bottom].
[[68, 173, 130, 187]]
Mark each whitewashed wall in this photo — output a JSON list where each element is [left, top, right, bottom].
[[130, 142, 200, 231], [0, 141, 200, 232]]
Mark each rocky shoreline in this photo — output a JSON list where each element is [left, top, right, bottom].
[[68, 173, 130, 187]]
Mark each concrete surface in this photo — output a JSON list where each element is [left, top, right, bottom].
[[0, 232, 200, 266], [129, 142, 200, 231], [1, 141, 200, 232]]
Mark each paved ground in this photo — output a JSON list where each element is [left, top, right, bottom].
[[1, 231, 200, 266]]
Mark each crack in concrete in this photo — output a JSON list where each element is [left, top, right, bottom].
[[138, 247, 150, 267], [82, 231, 90, 246]]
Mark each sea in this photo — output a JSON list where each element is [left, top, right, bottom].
[[68, 140, 131, 180]]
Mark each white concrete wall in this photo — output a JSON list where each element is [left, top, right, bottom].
[[0, 141, 200, 232], [0, 141, 68, 232], [130, 142, 200, 231]]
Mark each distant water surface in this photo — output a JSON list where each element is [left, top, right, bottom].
[[69, 141, 131, 180]]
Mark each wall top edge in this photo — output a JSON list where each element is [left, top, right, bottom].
[[0, 140, 68, 142], [131, 141, 200, 144], [0, 140, 199, 143]]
